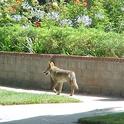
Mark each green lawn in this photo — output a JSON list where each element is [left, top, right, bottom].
[[78, 112, 124, 124], [0, 89, 79, 105]]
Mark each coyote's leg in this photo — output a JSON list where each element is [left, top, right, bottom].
[[52, 82, 58, 93], [50, 77, 55, 90], [70, 87, 74, 96], [70, 83, 75, 96], [57, 82, 63, 95]]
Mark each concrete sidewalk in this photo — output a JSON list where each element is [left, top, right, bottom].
[[0, 86, 124, 124]]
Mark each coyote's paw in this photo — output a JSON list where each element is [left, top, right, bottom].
[[53, 88, 57, 93], [57, 92, 60, 95]]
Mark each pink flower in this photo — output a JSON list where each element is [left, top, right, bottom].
[[34, 21, 41, 27]]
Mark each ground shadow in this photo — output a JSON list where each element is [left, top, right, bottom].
[[95, 97, 124, 101], [1, 107, 122, 124]]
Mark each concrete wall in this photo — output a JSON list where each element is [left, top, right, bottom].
[[0, 52, 124, 97]]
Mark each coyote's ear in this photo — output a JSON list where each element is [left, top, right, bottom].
[[50, 62, 55, 67]]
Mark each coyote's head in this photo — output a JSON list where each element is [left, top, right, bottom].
[[44, 61, 55, 75]]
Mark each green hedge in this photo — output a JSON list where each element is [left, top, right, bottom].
[[0, 25, 124, 57]]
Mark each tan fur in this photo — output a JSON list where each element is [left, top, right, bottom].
[[44, 62, 78, 96]]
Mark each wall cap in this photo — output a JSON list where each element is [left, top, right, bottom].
[[0, 51, 124, 62]]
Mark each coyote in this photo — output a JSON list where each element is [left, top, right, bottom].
[[44, 62, 78, 96]]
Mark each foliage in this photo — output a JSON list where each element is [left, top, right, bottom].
[[0, 0, 124, 32], [0, 25, 124, 57], [104, 0, 124, 33], [0, 0, 124, 57], [89, 0, 109, 29]]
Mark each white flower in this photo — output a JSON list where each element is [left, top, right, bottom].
[[11, 15, 22, 21], [47, 12, 60, 21], [60, 19, 73, 27], [22, 1, 32, 10], [21, 1, 33, 10], [77, 15, 92, 26], [37, 10, 45, 18], [22, 25, 30, 29], [31, 9, 45, 19], [95, 13, 104, 20]]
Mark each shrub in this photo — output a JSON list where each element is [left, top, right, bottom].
[[0, 25, 124, 57], [104, 0, 124, 33], [0, 0, 124, 32], [89, 0, 109, 30]]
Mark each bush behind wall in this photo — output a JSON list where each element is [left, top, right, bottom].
[[0, 25, 124, 57]]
